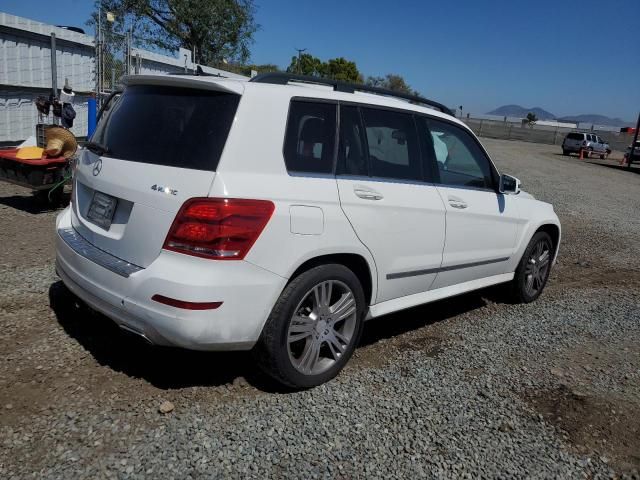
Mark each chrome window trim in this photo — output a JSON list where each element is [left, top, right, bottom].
[[335, 174, 436, 188], [58, 227, 143, 278]]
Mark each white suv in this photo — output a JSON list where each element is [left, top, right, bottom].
[[55, 73, 561, 388]]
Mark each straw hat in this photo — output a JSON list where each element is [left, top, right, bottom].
[[44, 126, 77, 159]]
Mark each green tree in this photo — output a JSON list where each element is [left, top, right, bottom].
[[526, 112, 538, 127], [286, 53, 325, 76], [324, 57, 363, 83], [365, 75, 385, 88], [90, 0, 258, 66], [366, 73, 420, 96], [286, 54, 363, 83], [225, 63, 281, 77]]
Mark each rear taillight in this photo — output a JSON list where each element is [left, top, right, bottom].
[[163, 198, 275, 260]]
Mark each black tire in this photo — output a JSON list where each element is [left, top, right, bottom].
[[253, 264, 366, 389], [562, 149, 568, 156], [507, 231, 554, 304]]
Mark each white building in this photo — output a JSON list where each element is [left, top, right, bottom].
[[0, 11, 247, 144]]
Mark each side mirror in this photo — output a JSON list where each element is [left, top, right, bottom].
[[499, 174, 521, 194]]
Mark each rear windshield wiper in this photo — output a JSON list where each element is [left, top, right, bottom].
[[83, 141, 110, 155]]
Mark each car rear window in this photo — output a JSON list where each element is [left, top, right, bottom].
[[567, 133, 584, 140], [92, 85, 240, 171], [283, 100, 337, 174]]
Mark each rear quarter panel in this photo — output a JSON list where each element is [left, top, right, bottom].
[[209, 85, 379, 302]]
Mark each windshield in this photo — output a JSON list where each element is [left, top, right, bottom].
[[92, 85, 240, 171]]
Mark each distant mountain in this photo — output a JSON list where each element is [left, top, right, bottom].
[[486, 105, 632, 127], [556, 114, 632, 128], [486, 105, 556, 120]]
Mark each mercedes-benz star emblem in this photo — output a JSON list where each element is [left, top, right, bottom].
[[92, 159, 103, 176]]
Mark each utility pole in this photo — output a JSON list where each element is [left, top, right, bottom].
[[295, 48, 307, 74]]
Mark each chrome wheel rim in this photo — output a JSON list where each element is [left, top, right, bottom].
[[287, 280, 357, 376], [524, 239, 551, 296]]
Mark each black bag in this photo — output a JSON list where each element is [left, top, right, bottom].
[[61, 104, 76, 129]]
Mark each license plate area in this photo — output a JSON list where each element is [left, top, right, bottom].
[[86, 191, 118, 230]]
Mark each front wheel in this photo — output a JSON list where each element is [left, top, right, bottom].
[[253, 264, 365, 389], [507, 231, 554, 303]]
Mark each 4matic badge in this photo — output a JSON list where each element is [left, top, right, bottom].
[[151, 184, 178, 196]]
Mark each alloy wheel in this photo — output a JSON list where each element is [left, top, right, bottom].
[[524, 238, 551, 297], [287, 280, 358, 375]]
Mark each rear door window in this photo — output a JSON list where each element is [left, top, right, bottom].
[[360, 107, 422, 181], [283, 100, 337, 174], [92, 85, 240, 171], [567, 133, 583, 141]]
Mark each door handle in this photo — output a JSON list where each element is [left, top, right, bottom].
[[448, 197, 468, 209], [354, 188, 383, 200]]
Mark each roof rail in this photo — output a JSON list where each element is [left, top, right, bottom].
[[168, 65, 226, 77], [250, 72, 453, 116]]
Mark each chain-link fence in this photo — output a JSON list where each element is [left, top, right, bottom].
[[95, 30, 132, 108], [460, 117, 633, 153]]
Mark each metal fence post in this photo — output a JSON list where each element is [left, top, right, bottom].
[[478, 119, 483, 137], [126, 31, 132, 75], [50, 33, 57, 97], [508, 123, 513, 140], [50, 33, 60, 125]]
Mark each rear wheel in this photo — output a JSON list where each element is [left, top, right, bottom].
[[253, 264, 365, 389], [562, 149, 569, 156], [600, 154, 605, 160], [507, 232, 553, 303]]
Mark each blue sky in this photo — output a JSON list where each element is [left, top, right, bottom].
[[3, 0, 640, 120]]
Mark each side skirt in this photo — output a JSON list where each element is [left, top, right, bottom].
[[365, 272, 514, 319]]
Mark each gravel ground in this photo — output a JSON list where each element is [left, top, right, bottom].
[[1, 138, 639, 479]]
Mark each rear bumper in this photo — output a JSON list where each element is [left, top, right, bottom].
[[562, 145, 580, 152], [55, 207, 287, 350]]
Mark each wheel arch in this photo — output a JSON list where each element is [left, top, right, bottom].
[[534, 223, 561, 260], [287, 253, 375, 306]]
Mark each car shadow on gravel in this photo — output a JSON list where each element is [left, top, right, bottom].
[[0, 192, 69, 214], [48, 281, 269, 391], [360, 291, 489, 348], [49, 281, 505, 393], [591, 163, 640, 175]]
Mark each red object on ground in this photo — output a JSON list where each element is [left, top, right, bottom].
[[0, 148, 67, 165], [0, 147, 70, 193]]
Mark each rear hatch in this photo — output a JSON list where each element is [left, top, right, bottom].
[[564, 132, 584, 148], [70, 75, 242, 268]]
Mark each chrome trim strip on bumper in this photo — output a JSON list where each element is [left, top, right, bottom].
[[387, 257, 510, 280], [58, 227, 143, 278]]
